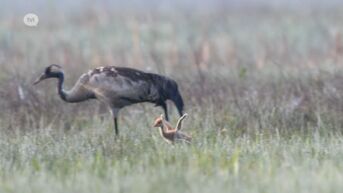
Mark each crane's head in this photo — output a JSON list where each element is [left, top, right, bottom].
[[153, 114, 164, 127], [33, 64, 63, 85], [164, 80, 184, 116]]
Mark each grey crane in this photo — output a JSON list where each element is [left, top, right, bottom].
[[33, 64, 184, 135]]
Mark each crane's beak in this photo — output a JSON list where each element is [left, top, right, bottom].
[[33, 74, 47, 85]]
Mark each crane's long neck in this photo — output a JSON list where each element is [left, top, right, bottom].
[[56, 72, 68, 102], [54, 72, 90, 103]]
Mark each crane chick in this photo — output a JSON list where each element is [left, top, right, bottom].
[[153, 113, 191, 144]]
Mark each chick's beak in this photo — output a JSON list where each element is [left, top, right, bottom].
[[153, 120, 161, 127]]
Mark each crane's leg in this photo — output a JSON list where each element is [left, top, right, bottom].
[[114, 117, 119, 136], [110, 108, 119, 136], [161, 103, 169, 121]]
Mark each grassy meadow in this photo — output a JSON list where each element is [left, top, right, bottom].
[[0, 4, 343, 193]]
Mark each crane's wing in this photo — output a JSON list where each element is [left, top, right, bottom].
[[86, 68, 157, 102]]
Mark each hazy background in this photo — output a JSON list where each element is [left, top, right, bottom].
[[2, 0, 343, 19]]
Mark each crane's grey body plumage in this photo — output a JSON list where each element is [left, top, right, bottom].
[[34, 64, 184, 136]]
